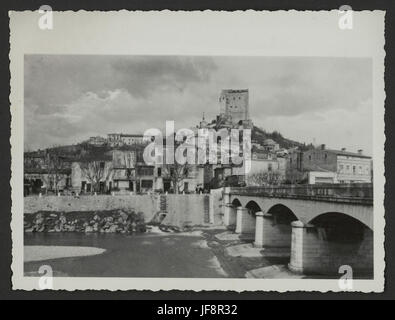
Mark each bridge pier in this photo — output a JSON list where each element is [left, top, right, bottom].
[[222, 190, 237, 227], [288, 221, 315, 274], [254, 212, 292, 248], [235, 207, 255, 236], [289, 221, 373, 276], [254, 211, 265, 247], [223, 203, 237, 226]]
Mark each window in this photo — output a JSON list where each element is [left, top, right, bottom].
[[157, 167, 162, 177], [141, 180, 153, 189], [268, 163, 273, 172], [100, 161, 105, 169], [352, 165, 356, 174], [309, 155, 312, 161], [138, 167, 154, 176]]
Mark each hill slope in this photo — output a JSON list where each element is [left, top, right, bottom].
[[251, 126, 312, 151]]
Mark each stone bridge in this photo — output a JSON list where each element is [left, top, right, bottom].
[[222, 184, 374, 277]]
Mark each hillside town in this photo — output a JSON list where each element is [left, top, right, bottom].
[[24, 89, 373, 197]]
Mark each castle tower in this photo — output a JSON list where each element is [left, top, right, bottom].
[[219, 89, 250, 126]]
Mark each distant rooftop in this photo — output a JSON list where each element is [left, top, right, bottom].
[[329, 149, 371, 159], [221, 89, 249, 94], [263, 138, 277, 145], [312, 146, 371, 159], [108, 133, 143, 137]]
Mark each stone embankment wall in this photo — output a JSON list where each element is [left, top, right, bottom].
[[162, 194, 210, 227], [24, 193, 221, 227], [210, 188, 224, 225]]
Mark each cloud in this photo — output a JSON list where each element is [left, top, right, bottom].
[[24, 55, 373, 154], [210, 56, 372, 117], [24, 55, 216, 111], [111, 56, 215, 98]]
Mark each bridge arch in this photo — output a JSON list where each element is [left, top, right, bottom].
[[223, 198, 242, 228], [254, 203, 299, 250], [267, 204, 298, 224], [231, 198, 242, 207], [293, 211, 373, 277], [245, 200, 262, 215], [308, 211, 372, 232], [234, 200, 262, 240]]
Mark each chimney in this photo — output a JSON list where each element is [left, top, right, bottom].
[[321, 144, 326, 150], [358, 149, 363, 155], [341, 147, 346, 151]]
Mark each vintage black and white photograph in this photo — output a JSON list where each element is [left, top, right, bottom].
[[9, 10, 385, 292]]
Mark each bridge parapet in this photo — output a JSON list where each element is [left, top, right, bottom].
[[227, 183, 373, 206]]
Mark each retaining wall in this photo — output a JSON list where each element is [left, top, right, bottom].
[[210, 188, 224, 225], [24, 194, 217, 227], [162, 194, 210, 227]]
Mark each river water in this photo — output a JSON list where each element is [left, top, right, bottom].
[[24, 231, 228, 278]]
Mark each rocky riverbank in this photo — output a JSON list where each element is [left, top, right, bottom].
[[24, 209, 185, 234], [24, 209, 149, 234]]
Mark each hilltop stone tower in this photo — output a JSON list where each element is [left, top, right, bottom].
[[219, 89, 252, 128]]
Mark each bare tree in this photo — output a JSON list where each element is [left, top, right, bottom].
[[111, 149, 137, 191], [80, 160, 113, 193], [40, 148, 66, 194], [162, 161, 191, 194], [122, 151, 135, 180], [246, 170, 283, 187]]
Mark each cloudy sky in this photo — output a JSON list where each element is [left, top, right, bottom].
[[24, 55, 372, 155]]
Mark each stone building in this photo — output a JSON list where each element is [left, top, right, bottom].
[[154, 145, 205, 193], [111, 149, 137, 191], [285, 148, 305, 183], [210, 149, 286, 188], [71, 145, 205, 194], [107, 133, 145, 147], [244, 151, 286, 186], [286, 145, 372, 184], [24, 150, 72, 195], [71, 154, 113, 193], [87, 136, 107, 146], [262, 138, 280, 152], [71, 148, 158, 194], [24, 168, 71, 195]]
